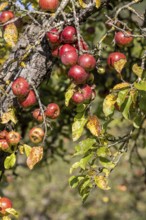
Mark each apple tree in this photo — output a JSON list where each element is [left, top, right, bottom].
[[0, 0, 146, 218]]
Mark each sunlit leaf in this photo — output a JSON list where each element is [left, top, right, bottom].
[[94, 175, 110, 190], [4, 153, 16, 169], [99, 157, 115, 169], [75, 138, 96, 155], [132, 63, 143, 78], [114, 59, 127, 73], [95, 0, 101, 8], [122, 95, 132, 120], [65, 83, 76, 106], [113, 82, 130, 90], [86, 115, 101, 137], [97, 146, 111, 157], [78, 0, 88, 8], [134, 80, 146, 91], [72, 115, 88, 141], [6, 208, 19, 218], [117, 89, 129, 107], [26, 147, 43, 170], [1, 108, 17, 124], [103, 94, 117, 117], [0, 2, 9, 11], [4, 23, 18, 48]]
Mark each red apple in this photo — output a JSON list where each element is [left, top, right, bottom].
[[71, 92, 84, 104], [32, 108, 43, 123], [0, 139, 9, 151], [61, 50, 78, 66], [81, 84, 93, 101], [0, 130, 8, 139], [46, 28, 60, 45], [39, 0, 59, 12], [61, 26, 77, 44], [6, 131, 21, 146], [0, 197, 12, 215], [59, 44, 76, 58], [68, 65, 89, 84], [51, 46, 59, 57], [78, 53, 96, 71], [29, 127, 44, 144], [19, 90, 37, 108], [114, 31, 133, 46], [12, 77, 30, 98], [45, 103, 60, 119], [107, 52, 126, 68], [75, 39, 89, 51], [0, 11, 14, 23]]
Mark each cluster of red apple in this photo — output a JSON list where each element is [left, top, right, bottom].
[[107, 30, 133, 69], [0, 130, 20, 152], [46, 25, 96, 104]]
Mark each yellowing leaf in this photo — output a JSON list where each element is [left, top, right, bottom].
[[4, 23, 18, 48], [132, 63, 143, 78], [78, 0, 88, 8], [86, 115, 101, 137], [26, 147, 43, 170], [95, 0, 101, 8], [94, 175, 110, 190], [103, 94, 117, 117], [0, 2, 9, 12], [114, 59, 127, 73], [113, 82, 130, 90], [1, 108, 17, 124], [6, 208, 19, 218], [65, 83, 76, 107], [72, 115, 88, 141]]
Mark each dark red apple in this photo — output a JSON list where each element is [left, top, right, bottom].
[[45, 103, 60, 119], [68, 65, 89, 84], [81, 84, 93, 101], [114, 31, 133, 46], [51, 46, 59, 57], [71, 92, 84, 104], [19, 90, 37, 108], [61, 50, 78, 66], [59, 44, 76, 58], [39, 0, 59, 12], [0, 11, 14, 23], [107, 52, 126, 68], [61, 26, 77, 43], [46, 28, 60, 45], [12, 77, 30, 98], [75, 39, 89, 51], [78, 53, 96, 71]]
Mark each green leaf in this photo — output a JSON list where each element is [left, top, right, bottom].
[[78, 178, 92, 194], [6, 208, 19, 218], [79, 153, 93, 170], [2, 216, 11, 220], [99, 157, 115, 169], [74, 138, 96, 156], [122, 95, 132, 120], [72, 115, 88, 141], [139, 91, 146, 113], [94, 175, 110, 190], [70, 162, 81, 174], [133, 114, 144, 128], [132, 63, 143, 78], [97, 146, 111, 157], [69, 175, 84, 188], [76, 104, 86, 113], [103, 94, 117, 117], [65, 83, 76, 106], [4, 153, 16, 169], [117, 89, 129, 107], [23, 144, 32, 157], [134, 80, 146, 91]]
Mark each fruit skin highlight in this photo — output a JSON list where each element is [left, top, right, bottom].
[[68, 65, 89, 85], [12, 77, 30, 98], [39, 0, 59, 12], [45, 103, 60, 119]]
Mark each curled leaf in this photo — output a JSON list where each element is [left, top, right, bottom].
[[113, 82, 130, 90], [132, 63, 143, 78], [1, 108, 17, 124], [94, 175, 110, 190], [86, 115, 101, 137], [27, 147, 43, 170], [103, 94, 117, 117], [4, 23, 18, 48], [114, 59, 127, 73]]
